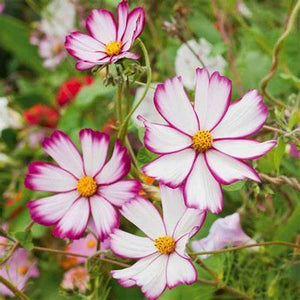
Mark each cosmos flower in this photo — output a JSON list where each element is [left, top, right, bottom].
[[0, 248, 39, 296], [65, 0, 145, 70], [25, 129, 140, 240], [175, 38, 227, 89], [23, 104, 59, 128], [191, 212, 257, 259], [140, 68, 277, 213], [61, 266, 89, 292], [289, 143, 300, 158], [56, 76, 94, 107], [30, 0, 76, 69], [111, 184, 206, 299], [66, 233, 110, 264]]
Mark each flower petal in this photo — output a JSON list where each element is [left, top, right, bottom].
[[166, 252, 197, 288], [98, 180, 141, 207], [65, 32, 107, 62], [172, 208, 206, 241], [117, 0, 129, 40], [95, 140, 130, 185], [110, 51, 140, 63], [212, 90, 268, 139], [121, 7, 145, 50], [79, 129, 109, 177], [143, 148, 196, 188], [111, 253, 167, 299], [154, 77, 199, 135], [205, 149, 261, 185], [184, 154, 223, 213], [90, 195, 119, 241], [160, 184, 186, 236], [194, 68, 232, 131], [75, 60, 97, 71], [213, 139, 277, 160], [120, 197, 165, 239], [110, 229, 157, 259], [25, 162, 77, 192], [42, 130, 84, 178], [86, 9, 117, 44], [112, 254, 168, 299], [140, 118, 192, 154], [53, 198, 90, 239], [27, 191, 79, 226]]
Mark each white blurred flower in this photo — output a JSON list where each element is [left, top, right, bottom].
[[191, 212, 257, 259], [237, 1, 252, 18], [40, 0, 76, 37], [0, 97, 22, 135], [131, 84, 166, 127], [175, 38, 227, 89]]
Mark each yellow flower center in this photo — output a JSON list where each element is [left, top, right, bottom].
[[105, 41, 122, 56], [17, 266, 28, 275], [77, 176, 98, 197], [192, 130, 213, 152], [154, 236, 176, 255], [87, 240, 96, 248]]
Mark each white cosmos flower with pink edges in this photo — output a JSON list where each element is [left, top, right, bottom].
[[111, 184, 206, 299], [25, 129, 140, 240], [65, 0, 145, 70], [139, 68, 277, 214]]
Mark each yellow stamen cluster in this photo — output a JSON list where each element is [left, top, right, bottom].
[[154, 236, 176, 255], [77, 176, 98, 197], [18, 266, 28, 276], [192, 130, 213, 152], [105, 41, 122, 56], [87, 240, 96, 248]]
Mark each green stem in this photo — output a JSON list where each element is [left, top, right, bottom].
[[116, 82, 124, 124], [0, 275, 30, 300], [125, 78, 131, 115], [259, 0, 300, 108], [118, 38, 152, 142], [189, 241, 300, 256]]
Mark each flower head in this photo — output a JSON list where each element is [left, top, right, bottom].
[[175, 39, 227, 89], [139, 68, 277, 213], [25, 129, 140, 240], [0, 249, 39, 296], [191, 212, 256, 259], [111, 184, 206, 299], [24, 104, 59, 128], [61, 266, 89, 292], [65, 0, 145, 70], [56, 76, 94, 107]]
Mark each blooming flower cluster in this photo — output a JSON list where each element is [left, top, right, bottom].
[[22, 1, 280, 299]]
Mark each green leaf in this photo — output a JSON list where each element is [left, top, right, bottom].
[[0, 128, 17, 150], [14, 231, 34, 250], [223, 181, 246, 191], [74, 78, 115, 108], [0, 15, 46, 74], [273, 137, 286, 174], [136, 148, 158, 169]]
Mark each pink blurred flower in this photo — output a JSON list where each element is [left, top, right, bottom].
[[65, 0, 145, 70], [61, 266, 89, 292], [191, 212, 256, 259], [0, 249, 39, 296], [67, 233, 110, 263], [289, 143, 300, 158], [0, 1, 5, 14]]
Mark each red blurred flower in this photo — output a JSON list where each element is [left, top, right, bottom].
[[103, 117, 117, 135], [56, 76, 94, 106], [24, 104, 59, 128]]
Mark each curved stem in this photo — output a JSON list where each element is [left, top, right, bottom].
[[118, 38, 152, 142], [259, 0, 300, 108], [189, 241, 300, 256], [0, 275, 30, 300]]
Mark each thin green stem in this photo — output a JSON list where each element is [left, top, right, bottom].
[[0, 275, 30, 300], [259, 0, 300, 108], [125, 78, 131, 115], [118, 38, 152, 142], [189, 241, 300, 256], [116, 82, 124, 124]]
